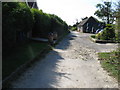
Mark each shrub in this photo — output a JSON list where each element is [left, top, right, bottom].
[[71, 27, 77, 31], [3, 2, 19, 53], [115, 32, 120, 43], [31, 9, 69, 38], [91, 35, 96, 39], [116, 8, 120, 43], [31, 9, 49, 38], [3, 2, 69, 54], [96, 32, 102, 39], [96, 24, 115, 40], [13, 3, 34, 32], [2, 2, 34, 54]]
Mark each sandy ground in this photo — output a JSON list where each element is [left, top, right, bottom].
[[11, 31, 118, 88]]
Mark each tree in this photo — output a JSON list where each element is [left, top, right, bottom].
[[115, 1, 120, 43], [94, 1, 115, 24]]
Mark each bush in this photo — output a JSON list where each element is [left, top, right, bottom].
[[31, 9, 69, 38], [91, 35, 96, 39], [49, 14, 69, 37], [71, 27, 77, 31], [96, 32, 102, 39], [3, 2, 20, 49], [96, 24, 115, 40], [31, 9, 48, 38], [3, 2, 69, 54], [13, 3, 34, 32], [116, 8, 120, 43], [2, 2, 34, 54], [115, 32, 120, 43]]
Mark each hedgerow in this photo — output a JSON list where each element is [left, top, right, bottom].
[[2, 2, 34, 54], [3, 2, 69, 55], [31, 9, 69, 38]]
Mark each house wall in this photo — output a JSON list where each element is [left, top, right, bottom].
[[83, 17, 99, 33], [77, 26, 83, 32], [77, 16, 102, 33], [81, 27, 83, 32], [82, 24, 87, 33]]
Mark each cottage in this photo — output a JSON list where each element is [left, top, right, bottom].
[[77, 16, 103, 33], [24, 0, 39, 9], [27, 2, 38, 9]]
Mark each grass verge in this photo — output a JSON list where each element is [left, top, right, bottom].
[[98, 51, 120, 80], [91, 35, 96, 39], [3, 41, 51, 80]]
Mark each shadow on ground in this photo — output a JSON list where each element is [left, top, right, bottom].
[[10, 32, 77, 88], [55, 32, 77, 50], [36, 32, 79, 88], [10, 50, 70, 88]]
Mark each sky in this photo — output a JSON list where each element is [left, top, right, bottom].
[[36, 0, 118, 25]]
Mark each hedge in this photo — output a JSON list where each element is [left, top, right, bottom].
[[2, 2, 69, 55], [2, 2, 34, 55], [31, 9, 51, 38], [31, 8, 69, 38]]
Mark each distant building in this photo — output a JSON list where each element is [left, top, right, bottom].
[[77, 16, 104, 33], [24, 0, 38, 9]]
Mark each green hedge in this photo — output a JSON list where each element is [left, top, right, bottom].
[[2, 2, 34, 54], [31, 9, 51, 38], [31, 9, 69, 38], [13, 3, 34, 32], [3, 2, 69, 55]]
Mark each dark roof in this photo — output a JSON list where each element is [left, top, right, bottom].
[[78, 16, 98, 27], [27, 2, 38, 9], [25, 0, 38, 9], [78, 18, 89, 26]]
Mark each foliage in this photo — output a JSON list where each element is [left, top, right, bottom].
[[69, 21, 79, 31], [3, 2, 34, 32], [94, 1, 115, 24], [49, 14, 69, 36], [115, 1, 120, 43], [96, 24, 115, 40], [71, 27, 77, 31], [31, 8, 49, 38], [2, 2, 19, 49], [3, 2, 69, 80], [12, 3, 34, 32], [96, 32, 102, 40], [3, 2, 69, 54], [31, 9, 69, 38], [2, 2, 34, 53], [91, 35, 96, 39], [3, 41, 51, 79], [115, 32, 120, 43]]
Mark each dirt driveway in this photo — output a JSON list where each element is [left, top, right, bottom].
[[11, 31, 118, 88]]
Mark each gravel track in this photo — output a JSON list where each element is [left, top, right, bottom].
[[11, 31, 118, 88]]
